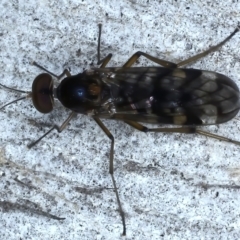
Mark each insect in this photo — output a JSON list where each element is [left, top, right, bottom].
[[0, 24, 240, 235]]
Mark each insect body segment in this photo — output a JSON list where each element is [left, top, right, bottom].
[[56, 73, 103, 112], [0, 24, 240, 235]]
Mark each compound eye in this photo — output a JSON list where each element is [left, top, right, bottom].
[[77, 88, 86, 98], [32, 73, 54, 113]]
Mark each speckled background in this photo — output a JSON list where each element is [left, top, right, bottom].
[[0, 1, 240, 239]]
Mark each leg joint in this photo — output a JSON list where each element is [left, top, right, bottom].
[[136, 51, 143, 56], [142, 126, 148, 132], [189, 127, 196, 133], [109, 134, 114, 141]]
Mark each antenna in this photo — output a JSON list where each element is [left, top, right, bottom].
[[0, 83, 32, 110]]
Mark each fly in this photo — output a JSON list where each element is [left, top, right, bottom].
[[0, 24, 240, 235]]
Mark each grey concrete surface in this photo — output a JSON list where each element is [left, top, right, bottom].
[[0, 1, 240, 239]]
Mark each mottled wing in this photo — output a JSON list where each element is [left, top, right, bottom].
[[96, 67, 240, 125]]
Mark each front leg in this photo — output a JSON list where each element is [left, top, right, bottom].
[[32, 61, 71, 79], [28, 112, 77, 148], [97, 24, 113, 68]]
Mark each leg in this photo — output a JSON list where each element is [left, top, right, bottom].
[[93, 117, 126, 236], [124, 120, 196, 133], [123, 26, 240, 68], [98, 53, 113, 68], [28, 112, 77, 148], [122, 51, 177, 68], [32, 61, 71, 79], [97, 24, 113, 68], [124, 120, 240, 145], [177, 26, 240, 67], [95, 25, 127, 234], [196, 129, 240, 146], [97, 24, 177, 69]]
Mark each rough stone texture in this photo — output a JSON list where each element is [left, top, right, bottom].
[[0, 1, 240, 239]]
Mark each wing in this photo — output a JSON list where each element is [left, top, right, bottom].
[[94, 67, 240, 125]]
